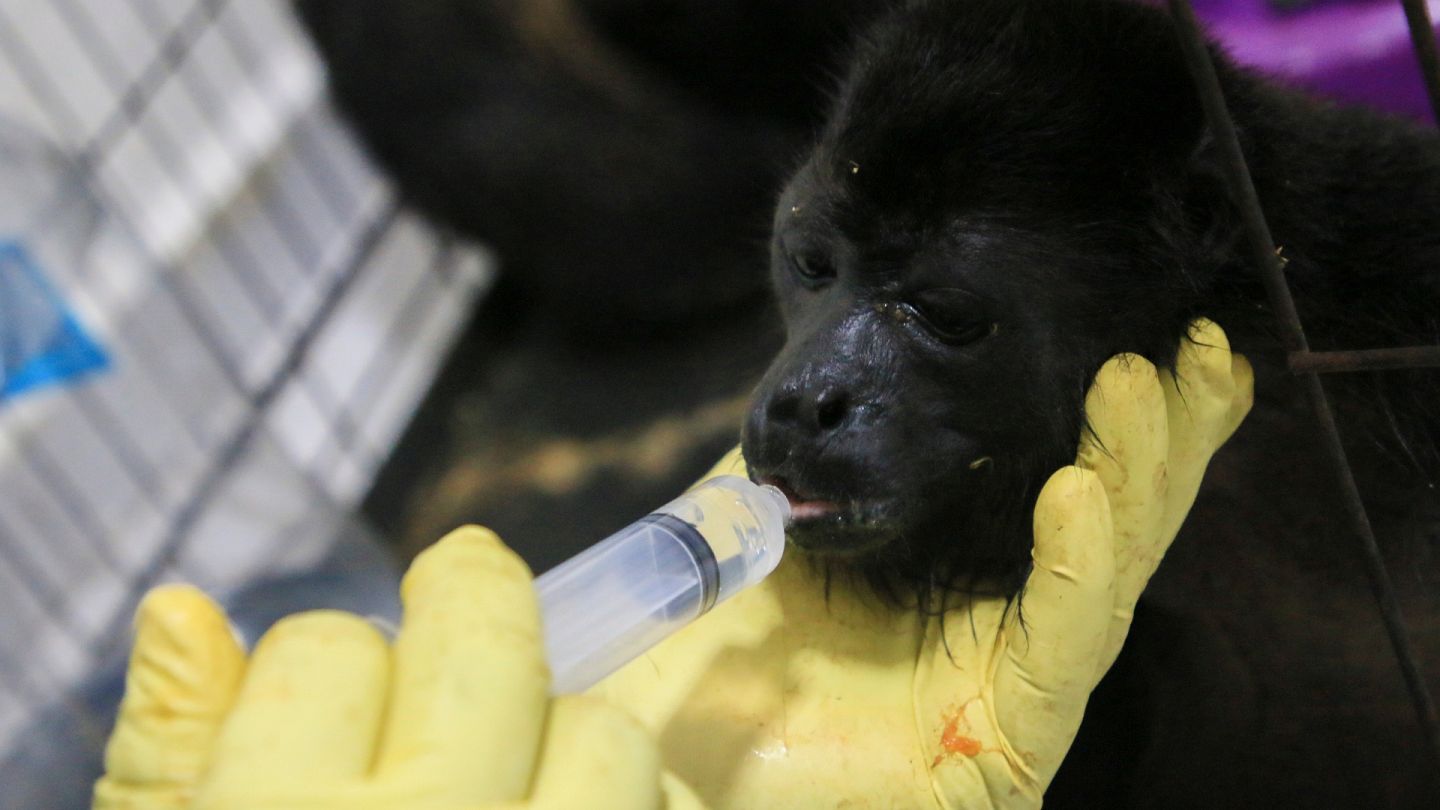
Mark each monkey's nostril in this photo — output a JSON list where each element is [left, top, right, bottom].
[[768, 391, 801, 423], [815, 389, 849, 431]]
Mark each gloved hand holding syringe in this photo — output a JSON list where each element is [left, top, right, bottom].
[[536, 475, 790, 693], [90, 477, 791, 810]]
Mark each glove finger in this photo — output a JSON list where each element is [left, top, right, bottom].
[[994, 467, 1114, 782], [661, 771, 710, 810], [94, 586, 245, 810], [373, 526, 549, 803], [204, 611, 389, 788], [1159, 320, 1254, 540], [528, 696, 664, 810], [1226, 353, 1256, 434], [1074, 354, 1169, 607], [1097, 323, 1253, 676]]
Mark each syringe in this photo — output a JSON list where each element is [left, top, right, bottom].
[[534, 475, 790, 694]]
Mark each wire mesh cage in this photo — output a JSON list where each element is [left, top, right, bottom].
[[0, 1, 490, 805]]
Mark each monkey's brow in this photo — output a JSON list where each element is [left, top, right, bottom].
[[856, 241, 915, 267]]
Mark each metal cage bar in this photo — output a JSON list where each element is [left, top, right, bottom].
[[1401, 0, 1440, 122], [1165, 0, 1440, 770], [1289, 345, 1440, 374]]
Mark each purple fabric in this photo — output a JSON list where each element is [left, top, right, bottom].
[[1188, 0, 1440, 122]]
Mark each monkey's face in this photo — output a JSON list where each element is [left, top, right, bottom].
[[742, 160, 1099, 594], [740, 0, 1217, 599]]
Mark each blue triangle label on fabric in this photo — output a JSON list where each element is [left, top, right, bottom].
[[0, 239, 110, 403]]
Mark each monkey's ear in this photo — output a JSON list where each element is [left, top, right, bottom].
[[1098, 1, 1244, 257], [1165, 118, 1248, 308], [1102, 11, 1213, 165]]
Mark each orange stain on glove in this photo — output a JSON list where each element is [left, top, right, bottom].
[[931, 703, 985, 768]]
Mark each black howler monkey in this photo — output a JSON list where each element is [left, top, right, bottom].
[[299, 0, 1440, 805]]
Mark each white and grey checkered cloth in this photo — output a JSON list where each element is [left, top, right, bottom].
[[0, 0, 491, 777]]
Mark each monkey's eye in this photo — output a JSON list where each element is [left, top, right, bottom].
[[789, 251, 836, 289], [904, 288, 995, 346]]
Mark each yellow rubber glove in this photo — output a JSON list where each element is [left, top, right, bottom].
[[595, 319, 1253, 809], [94, 527, 706, 810]]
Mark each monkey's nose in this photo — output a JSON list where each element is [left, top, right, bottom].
[[766, 385, 852, 434]]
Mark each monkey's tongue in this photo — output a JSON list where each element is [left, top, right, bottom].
[[760, 476, 844, 522], [789, 499, 845, 521]]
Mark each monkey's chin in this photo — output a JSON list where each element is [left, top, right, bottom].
[[785, 509, 898, 557]]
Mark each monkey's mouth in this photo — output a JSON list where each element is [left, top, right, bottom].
[[759, 475, 897, 556], [762, 476, 844, 520]]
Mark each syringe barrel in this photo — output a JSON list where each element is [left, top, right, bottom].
[[535, 475, 789, 694]]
